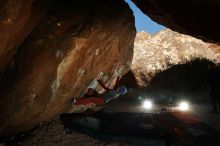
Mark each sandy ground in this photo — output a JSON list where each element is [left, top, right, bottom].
[[2, 116, 132, 146]]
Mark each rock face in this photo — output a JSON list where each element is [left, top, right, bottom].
[[0, 0, 135, 136], [133, 0, 220, 43], [132, 29, 220, 86], [0, 0, 53, 73]]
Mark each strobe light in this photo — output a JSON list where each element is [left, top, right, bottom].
[[178, 101, 189, 111], [143, 100, 153, 109]]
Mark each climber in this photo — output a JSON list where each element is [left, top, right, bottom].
[[74, 76, 127, 106]]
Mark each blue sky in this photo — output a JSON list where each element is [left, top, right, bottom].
[[125, 0, 165, 34]]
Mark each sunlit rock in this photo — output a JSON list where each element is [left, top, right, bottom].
[[132, 29, 220, 85]]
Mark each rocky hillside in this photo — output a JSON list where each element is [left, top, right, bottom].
[[132, 29, 220, 85]]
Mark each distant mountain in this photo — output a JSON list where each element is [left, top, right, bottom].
[[132, 29, 220, 85]]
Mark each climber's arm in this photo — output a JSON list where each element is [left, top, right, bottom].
[[97, 79, 110, 91], [113, 76, 120, 90]]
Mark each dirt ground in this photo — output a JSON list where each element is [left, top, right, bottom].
[[2, 116, 132, 146], [2, 96, 220, 146], [0, 96, 137, 146]]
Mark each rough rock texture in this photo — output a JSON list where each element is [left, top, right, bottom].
[[133, 0, 220, 43], [0, 0, 53, 73], [0, 0, 135, 136], [132, 29, 220, 86]]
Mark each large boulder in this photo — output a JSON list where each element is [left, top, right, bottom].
[[133, 0, 220, 43], [0, 0, 53, 73], [0, 0, 135, 136]]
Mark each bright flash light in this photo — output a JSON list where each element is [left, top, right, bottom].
[[178, 101, 189, 111], [143, 100, 153, 109]]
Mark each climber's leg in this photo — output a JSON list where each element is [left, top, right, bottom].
[[74, 97, 105, 106]]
